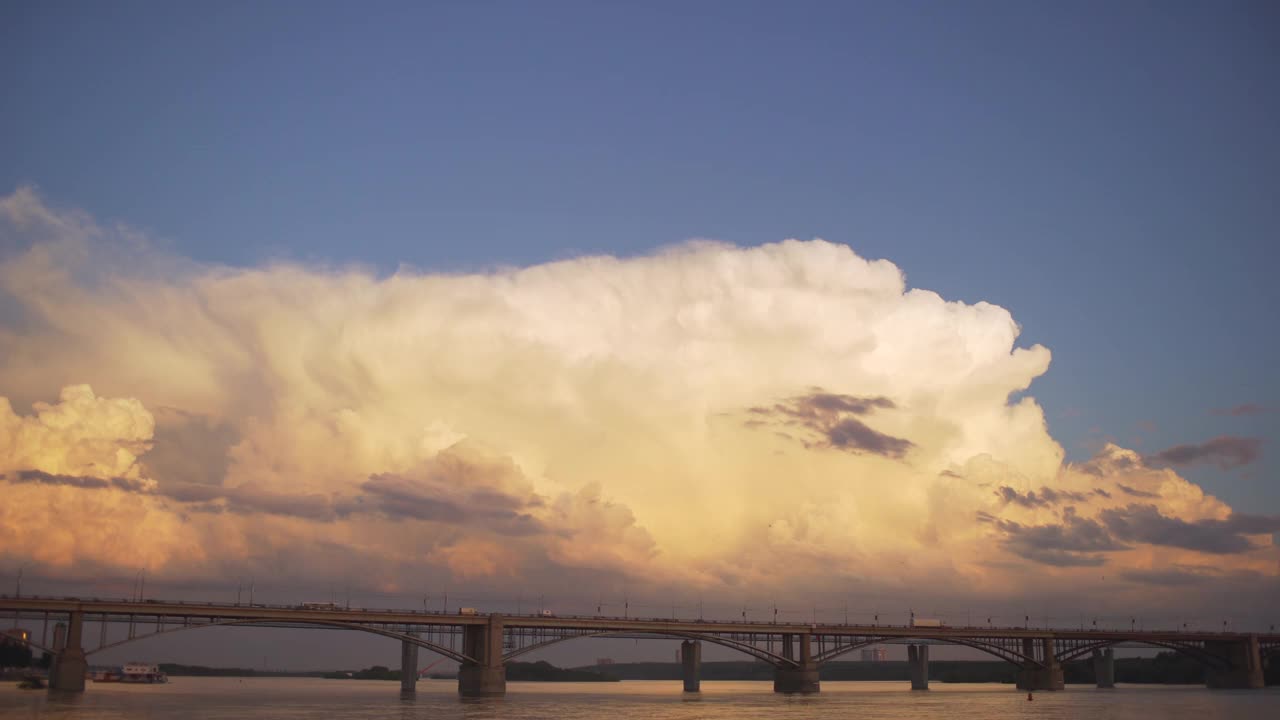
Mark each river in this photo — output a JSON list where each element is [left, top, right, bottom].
[[3, 678, 1278, 719]]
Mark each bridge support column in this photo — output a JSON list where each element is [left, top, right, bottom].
[[48, 612, 87, 693], [1016, 638, 1063, 691], [458, 614, 506, 697], [1092, 648, 1115, 688], [773, 632, 820, 694], [1205, 636, 1264, 689], [681, 640, 701, 692], [908, 644, 929, 690], [400, 632, 418, 693]]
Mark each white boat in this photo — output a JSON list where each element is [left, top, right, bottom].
[[92, 662, 168, 684]]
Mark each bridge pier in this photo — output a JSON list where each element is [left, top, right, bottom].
[[400, 632, 418, 693], [773, 632, 820, 694], [48, 612, 87, 693], [1092, 648, 1115, 688], [1015, 638, 1063, 691], [681, 640, 701, 692], [908, 644, 929, 690], [458, 614, 506, 697], [1205, 636, 1264, 689]]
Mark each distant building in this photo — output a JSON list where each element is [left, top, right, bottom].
[[595, 658, 614, 665], [860, 646, 887, 662]]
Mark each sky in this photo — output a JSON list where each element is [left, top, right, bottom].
[[2, 1, 1279, 668]]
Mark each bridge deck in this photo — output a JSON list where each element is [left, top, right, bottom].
[[3, 596, 1276, 645]]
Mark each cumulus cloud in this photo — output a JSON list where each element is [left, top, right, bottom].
[[0, 188, 1276, 613], [1145, 436, 1261, 470]]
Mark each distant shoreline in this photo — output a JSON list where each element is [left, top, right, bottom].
[[148, 654, 1277, 686]]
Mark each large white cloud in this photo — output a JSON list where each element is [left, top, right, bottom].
[[1, 187, 1275, 614]]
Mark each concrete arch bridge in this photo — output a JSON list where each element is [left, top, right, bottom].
[[2, 597, 1274, 697]]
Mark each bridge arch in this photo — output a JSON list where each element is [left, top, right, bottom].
[[1054, 639, 1232, 669], [80, 619, 476, 665], [817, 636, 1040, 667], [502, 630, 801, 667]]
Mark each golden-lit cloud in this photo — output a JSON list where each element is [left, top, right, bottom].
[[1, 187, 1275, 612]]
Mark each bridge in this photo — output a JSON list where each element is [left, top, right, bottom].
[[2, 596, 1275, 696]]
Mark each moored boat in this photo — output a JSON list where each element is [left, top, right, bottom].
[[92, 663, 168, 684]]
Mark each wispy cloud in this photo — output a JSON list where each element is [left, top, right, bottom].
[[1145, 436, 1261, 470]]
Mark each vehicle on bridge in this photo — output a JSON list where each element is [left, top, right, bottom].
[[910, 618, 943, 628], [299, 602, 342, 610]]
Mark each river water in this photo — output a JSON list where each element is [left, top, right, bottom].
[[3, 678, 1278, 719]]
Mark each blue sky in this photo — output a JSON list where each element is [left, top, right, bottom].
[[3, 0, 1277, 510]]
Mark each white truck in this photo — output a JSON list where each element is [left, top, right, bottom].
[[459, 607, 479, 615], [911, 618, 943, 628]]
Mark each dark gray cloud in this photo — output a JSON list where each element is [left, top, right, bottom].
[[979, 507, 1124, 566], [1091, 488, 1112, 499], [1211, 404, 1270, 417], [995, 486, 1088, 508], [141, 407, 238, 487], [1100, 504, 1280, 555], [4, 445, 546, 531], [1115, 483, 1158, 499], [12, 469, 152, 492], [824, 418, 913, 456], [360, 472, 545, 535], [746, 390, 912, 458], [1145, 435, 1261, 470]]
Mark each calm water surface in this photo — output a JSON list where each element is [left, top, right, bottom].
[[2, 678, 1278, 719]]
